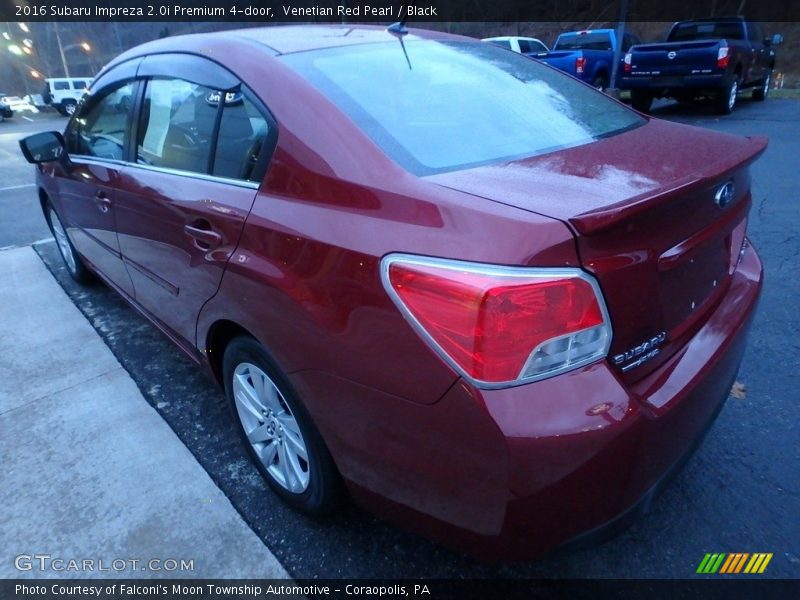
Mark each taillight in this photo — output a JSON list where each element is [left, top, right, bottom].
[[624, 52, 632, 73], [717, 46, 731, 69], [381, 255, 612, 387], [575, 56, 587, 74]]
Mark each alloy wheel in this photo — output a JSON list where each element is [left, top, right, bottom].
[[728, 80, 738, 111], [232, 362, 310, 493], [49, 208, 77, 275]]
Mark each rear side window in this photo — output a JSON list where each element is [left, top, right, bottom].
[[212, 93, 269, 181], [487, 39, 512, 50], [530, 40, 548, 52], [74, 80, 89, 90], [284, 41, 643, 176], [137, 78, 218, 175], [555, 33, 612, 51], [517, 40, 532, 53], [66, 80, 134, 160], [53, 81, 70, 90]]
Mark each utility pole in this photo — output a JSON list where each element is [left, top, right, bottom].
[[54, 23, 70, 78], [608, 0, 629, 98]]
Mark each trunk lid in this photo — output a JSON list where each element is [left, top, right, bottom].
[[427, 119, 766, 382]]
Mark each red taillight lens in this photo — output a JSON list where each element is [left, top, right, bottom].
[[624, 52, 632, 73], [575, 57, 587, 74], [382, 256, 611, 386], [717, 46, 731, 69]]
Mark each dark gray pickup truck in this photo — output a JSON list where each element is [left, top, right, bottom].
[[620, 17, 781, 114]]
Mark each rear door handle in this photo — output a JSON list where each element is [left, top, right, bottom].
[[184, 222, 222, 249], [94, 192, 112, 213]]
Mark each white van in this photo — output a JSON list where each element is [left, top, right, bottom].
[[44, 77, 93, 116]]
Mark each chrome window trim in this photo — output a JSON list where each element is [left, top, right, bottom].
[[66, 155, 260, 189], [69, 156, 127, 168], [124, 161, 261, 189]]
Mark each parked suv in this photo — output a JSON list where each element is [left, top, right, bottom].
[[43, 77, 93, 116], [20, 26, 765, 561]]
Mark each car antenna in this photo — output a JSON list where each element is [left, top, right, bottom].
[[387, 1, 415, 70]]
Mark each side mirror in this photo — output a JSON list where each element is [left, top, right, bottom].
[[19, 131, 66, 164]]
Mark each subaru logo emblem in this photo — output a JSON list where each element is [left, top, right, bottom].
[[667, 51, 677, 59], [715, 182, 735, 209]]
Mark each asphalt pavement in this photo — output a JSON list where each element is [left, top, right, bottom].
[[0, 112, 62, 249], [1, 97, 798, 579]]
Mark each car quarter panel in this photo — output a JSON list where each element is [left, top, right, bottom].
[[194, 45, 581, 404]]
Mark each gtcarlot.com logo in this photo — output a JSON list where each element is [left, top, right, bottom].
[[696, 552, 773, 574]]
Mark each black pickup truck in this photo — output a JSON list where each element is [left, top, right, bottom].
[[620, 17, 781, 114]]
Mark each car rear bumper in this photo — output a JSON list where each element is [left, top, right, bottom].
[[292, 240, 763, 561], [621, 73, 728, 92]]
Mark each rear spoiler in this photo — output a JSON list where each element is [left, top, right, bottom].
[[569, 134, 768, 235]]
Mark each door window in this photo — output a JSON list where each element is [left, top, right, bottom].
[[136, 78, 219, 175], [747, 23, 763, 44], [65, 80, 134, 161], [212, 93, 269, 182], [137, 77, 271, 182]]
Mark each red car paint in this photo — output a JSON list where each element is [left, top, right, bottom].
[[33, 25, 764, 560]]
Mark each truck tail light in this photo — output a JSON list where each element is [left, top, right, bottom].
[[717, 46, 731, 69], [575, 56, 587, 74], [624, 52, 632, 73], [381, 255, 612, 387]]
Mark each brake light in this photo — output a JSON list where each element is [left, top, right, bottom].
[[624, 52, 632, 73], [381, 256, 612, 387], [717, 46, 731, 69], [575, 56, 587, 74]]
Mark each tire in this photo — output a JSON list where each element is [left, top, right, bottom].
[[0, 113, 4, 123], [630, 90, 653, 113], [592, 76, 608, 92], [62, 100, 77, 116], [45, 202, 93, 283], [223, 336, 343, 515], [753, 70, 772, 101], [716, 75, 740, 115]]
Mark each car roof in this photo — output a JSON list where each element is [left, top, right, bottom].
[[118, 24, 470, 59], [225, 24, 469, 54], [558, 29, 615, 36]]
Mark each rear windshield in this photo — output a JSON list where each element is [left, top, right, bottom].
[[668, 22, 745, 42], [283, 41, 643, 175], [554, 33, 612, 51], [486, 39, 513, 50]]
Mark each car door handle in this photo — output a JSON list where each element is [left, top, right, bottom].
[[184, 223, 222, 249], [94, 192, 112, 213]]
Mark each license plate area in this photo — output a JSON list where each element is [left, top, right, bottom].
[[659, 235, 730, 335]]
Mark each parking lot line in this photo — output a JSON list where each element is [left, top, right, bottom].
[[0, 183, 35, 191]]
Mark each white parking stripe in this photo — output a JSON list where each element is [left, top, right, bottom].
[[22, 116, 34, 122], [0, 183, 35, 191]]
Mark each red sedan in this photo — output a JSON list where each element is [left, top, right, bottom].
[[20, 25, 765, 561]]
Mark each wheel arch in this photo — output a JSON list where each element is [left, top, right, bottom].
[[203, 319, 257, 386]]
